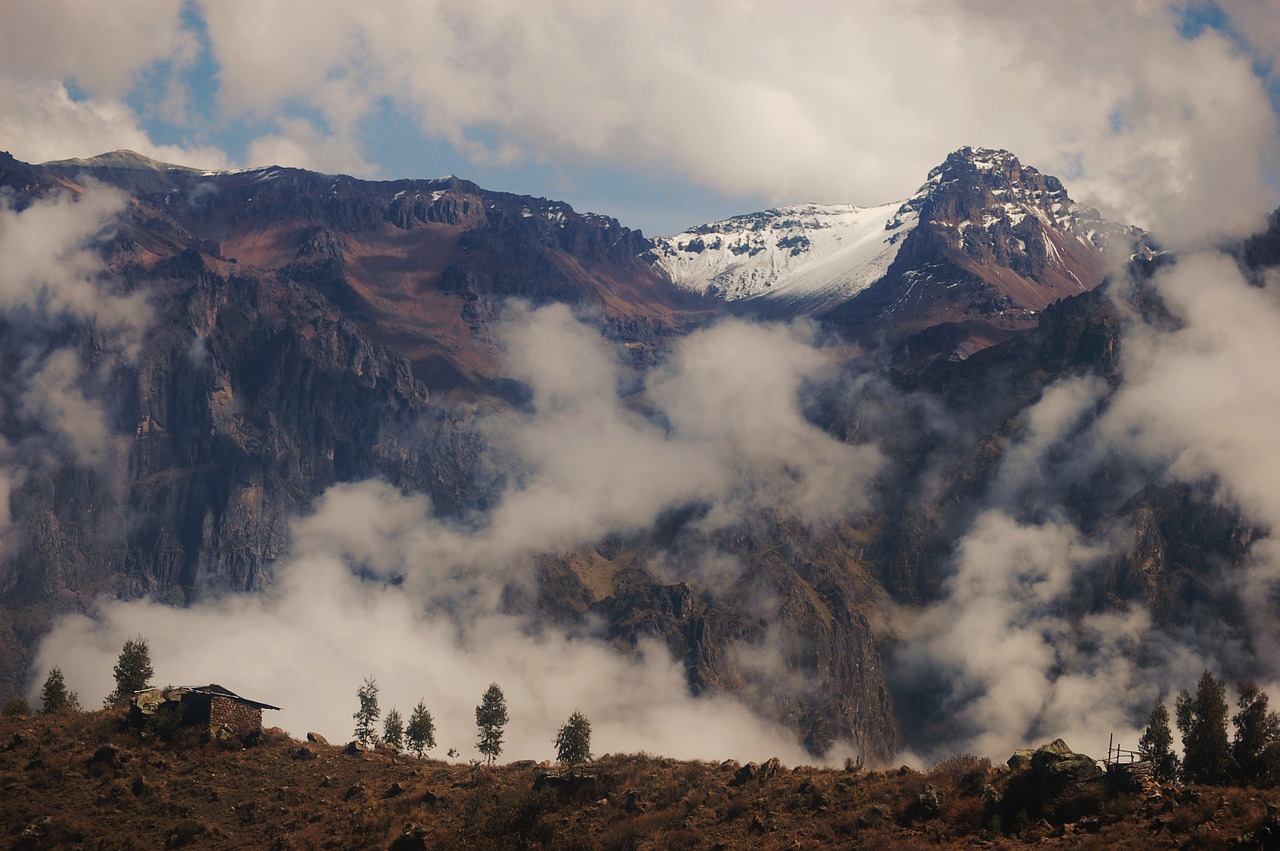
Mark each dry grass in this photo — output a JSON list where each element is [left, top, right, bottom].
[[2, 712, 1278, 849]]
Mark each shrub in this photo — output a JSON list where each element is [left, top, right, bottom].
[[2, 697, 31, 717]]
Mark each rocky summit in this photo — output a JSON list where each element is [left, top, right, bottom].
[[653, 147, 1151, 364]]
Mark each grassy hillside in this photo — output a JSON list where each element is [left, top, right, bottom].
[[1, 710, 1275, 849]]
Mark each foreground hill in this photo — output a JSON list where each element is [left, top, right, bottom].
[[2, 710, 1276, 850]]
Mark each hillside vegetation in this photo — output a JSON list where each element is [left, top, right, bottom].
[[2, 710, 1278, 850]]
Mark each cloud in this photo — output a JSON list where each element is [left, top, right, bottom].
[[31, 477, 827, 764], [18, 349, 112, 469], [31, 305, 886, 762], [0, 187, 146, 546], [895, 510, 1167, 759], [1101, 254, 1280, 523], [1097, 252, 1280, 678], [33, 549, 817, 763], [0, 185, 149, 344], [892, 245, 1280, 762], [244, 116, 378, 177], [984, 376, 1108, 511], [185, 1, 1278, 242], [0, 0, 193, 97], [0, 81, 232, 170], [4, 3, 1275, 242], [648, 319, 884, 524], [0, 1, 229, 170], [288, 306, 884, 608]]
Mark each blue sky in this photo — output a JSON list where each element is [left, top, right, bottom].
[[3, 1, 1279, 242]]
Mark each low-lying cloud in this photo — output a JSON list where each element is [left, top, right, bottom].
[[36, 552, 815, 764], [0, 187, 145, 546], [32, 305, 883, 763], [895, 246, 1280, 763]]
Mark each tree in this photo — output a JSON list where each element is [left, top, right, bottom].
[[554, 710, 593, 775], [1232, 681, 1280, 787], [39, 667, 81, 714], [1138, 700, 1179, 782], [353, 677, 381, 748], [406, 700, 436, 758], [1176, 669, 1234, 785], [104, 636, 153, 707], [382, 707, 404, 752], [475, 683, 508, 765]]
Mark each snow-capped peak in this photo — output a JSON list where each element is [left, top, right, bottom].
[[651, 201, 918, 309], [650, 148, 1146, 315]]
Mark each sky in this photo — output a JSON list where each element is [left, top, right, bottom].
[[10, 0, 1280, 765], [2, 1, 1280, 238]]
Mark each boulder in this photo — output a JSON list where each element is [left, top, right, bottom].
[[729, 762, 759, 787], [999, 739, 1106, 826], [1007, 748, 1035, 772], [916, 783, 945, 819], [306, 732, 329, 746], [1030, 738, 1077, 771], [88, 744, 120, 771], [210, 726, 243, 751], [388, 824, 428, 851]]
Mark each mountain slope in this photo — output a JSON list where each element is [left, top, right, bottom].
[[652, 147, 1149, 361], [40, 151, 705, 400]]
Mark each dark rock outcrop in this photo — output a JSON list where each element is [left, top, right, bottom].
[[1000, 739, 1106, 826]]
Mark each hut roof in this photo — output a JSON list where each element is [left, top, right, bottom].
[[184, 683, 282, 711]]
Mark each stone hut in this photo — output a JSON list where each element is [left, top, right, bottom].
[[132, 684, 280, 736], [181, 684, 281, 736]]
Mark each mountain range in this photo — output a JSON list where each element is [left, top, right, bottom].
[[0, 145, 1268, 763]]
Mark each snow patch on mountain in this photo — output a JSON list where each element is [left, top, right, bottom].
[[651, 202, 917, 308]]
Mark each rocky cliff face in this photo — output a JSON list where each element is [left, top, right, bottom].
[[40, 152, 701, 399], [0, 226, 489, 694], [525, 513, 899, 758]]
